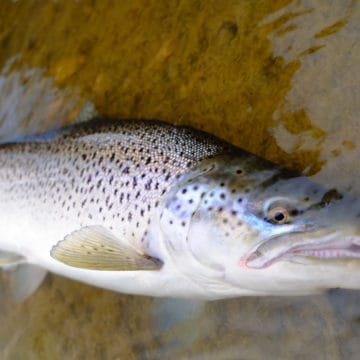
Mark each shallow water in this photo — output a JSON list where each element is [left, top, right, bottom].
[[0, 0, 359, 359]]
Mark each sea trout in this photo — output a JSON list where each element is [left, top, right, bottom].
[[0, 118, 359, 300]]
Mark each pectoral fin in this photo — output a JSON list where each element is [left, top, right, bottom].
[[50, 226, 162, 271]]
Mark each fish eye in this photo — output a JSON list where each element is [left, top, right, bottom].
[[267, 207, 289, 224]]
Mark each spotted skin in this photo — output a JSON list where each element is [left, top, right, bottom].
[[1, 118, 360, 299], [0, 119, 236, 253]]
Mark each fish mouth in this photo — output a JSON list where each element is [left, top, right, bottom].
[[245, 229, 360, 269]]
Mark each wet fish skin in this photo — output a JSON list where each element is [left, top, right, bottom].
[[0, 118, 231, 253], [0, 118, 241, 298], [0, 118, 359, 300]]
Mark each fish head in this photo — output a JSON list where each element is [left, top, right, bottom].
[[158, 154, 360, 295]]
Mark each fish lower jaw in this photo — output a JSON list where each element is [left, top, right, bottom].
[[293, 243, 360, 259], [245, 240, 360, 269]]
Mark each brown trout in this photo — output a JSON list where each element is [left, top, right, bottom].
[[0, 118, 359, 300]]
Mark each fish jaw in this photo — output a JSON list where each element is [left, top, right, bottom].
[[244, 228, 360, 269]]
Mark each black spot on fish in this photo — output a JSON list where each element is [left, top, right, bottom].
[[145, 179, 152, 190], [132, 177, 138, 188]]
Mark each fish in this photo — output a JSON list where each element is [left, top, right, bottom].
[[0, 118, 359, 300]]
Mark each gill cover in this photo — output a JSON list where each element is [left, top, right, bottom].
[[158, 154, 270, 287]]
